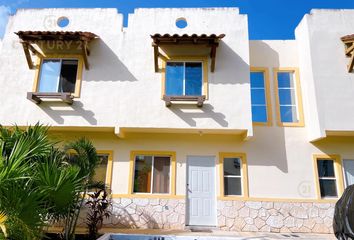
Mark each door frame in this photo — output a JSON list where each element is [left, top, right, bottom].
[[185, 155, 218, 226]]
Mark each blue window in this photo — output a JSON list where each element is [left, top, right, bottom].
[[250, 72, 268, 123], [38, 59, 78, 93], [277, 72, 299, 123], [165, 62, 203, 96]]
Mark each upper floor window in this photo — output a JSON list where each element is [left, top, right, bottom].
[[250, 68, 272, 125], [165, 61, 203, 96], [274, 68, 304, 127], [35, 56, 83, 98]]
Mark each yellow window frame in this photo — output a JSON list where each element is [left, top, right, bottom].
[[96, 150, 114, 190], [274, 68, 304, 127], [161, 56, 209, 99], [313, 154, 344, 200], [250, 67, 272, 126], [218, 152, 249, 200], [32, 54, 84, 98], [128, 151, 177, 198]]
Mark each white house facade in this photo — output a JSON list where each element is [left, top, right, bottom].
[[1, 7, 354, 234]]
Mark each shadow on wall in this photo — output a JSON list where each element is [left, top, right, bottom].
[[245, 41, 290, 173], [38, 101, 97, 125], [211, 41, 249, 85], [85, 39, 137, 82], [168, 104, 228, 127], [165, 41, 252, 127], [37, 39, 139, 124]]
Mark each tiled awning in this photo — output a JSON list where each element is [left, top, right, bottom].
[[151, 33, 225, 72], [341, 34, 354, 73], [16, 31, 97, 42], [15, 31, 98, 70]]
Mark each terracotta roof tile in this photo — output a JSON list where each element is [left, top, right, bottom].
[[16, 31, 98, 42]]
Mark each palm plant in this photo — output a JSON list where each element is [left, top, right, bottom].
[[0, 124, 102, 240], [62, 138, 101, 240]]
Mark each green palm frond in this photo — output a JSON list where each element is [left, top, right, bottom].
[[65, 138, 99, 180]]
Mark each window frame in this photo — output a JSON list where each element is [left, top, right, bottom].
[[162, 56, 208, 99], [313, 154, 344, 200], [96, 150, 114, 190], [274, 68, 304, 127], [250, 67, 272, 126], [33, 54, 84, 98], [129, 151, 177, 197], [219, 152, 249, 199]]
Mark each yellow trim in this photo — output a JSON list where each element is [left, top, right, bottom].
[[217, 196, 338, 203], [96, 150, 114, 190], [313, 154, 344, 200], [273, 68, 304, 127], [33, 54, 84, 98], [128, 151, 177, 196], [250, 67, 272, 126], [218, 152, 249, 199], [161, 56, 209, 99], [111, 194, 185, 199]]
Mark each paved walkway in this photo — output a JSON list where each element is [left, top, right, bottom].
[[98, 229, 336, 240]]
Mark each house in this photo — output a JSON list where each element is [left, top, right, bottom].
[[0, 7, 354, 234]]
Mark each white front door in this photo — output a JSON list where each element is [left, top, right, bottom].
[[186, 156, 217, 226], [344, 160, 354, 187]]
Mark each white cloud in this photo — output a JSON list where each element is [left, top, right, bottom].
[[0, 5, 10, 39]]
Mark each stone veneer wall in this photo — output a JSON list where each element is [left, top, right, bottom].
[[99, 198, 334, 234]]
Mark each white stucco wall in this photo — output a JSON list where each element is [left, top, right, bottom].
[[296, 9, 354, 140], [0, 8, 252, 136], [2, 7, 354, 200]]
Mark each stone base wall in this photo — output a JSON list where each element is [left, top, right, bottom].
[[99, 198, 334, 234], [217, 200, 334, 234], [103, 198, 186, 229]]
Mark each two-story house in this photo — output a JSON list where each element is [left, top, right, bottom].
[[1, 7, 354, 234]]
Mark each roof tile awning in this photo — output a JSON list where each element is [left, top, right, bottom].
[[15, 31, 98, 70], [151, 33, 225, 72], [341, 34, 354, 73]]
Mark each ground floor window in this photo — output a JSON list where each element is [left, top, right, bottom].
[[68, 150, 113, 191], [314, 155, 344, 199], [219, 153, 248, 198], [133, 155, 171, 194]]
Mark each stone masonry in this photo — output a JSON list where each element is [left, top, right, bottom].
[[99, 198, 334, 234]]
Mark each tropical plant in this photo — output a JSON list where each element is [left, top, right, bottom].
[[62, 138, 101, 240], [0, 211, 7, 238], [0, 124, 102, 240], [85, 189, 111, 240]]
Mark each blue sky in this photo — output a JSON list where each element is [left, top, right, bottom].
[[0, 0, 354, 39]]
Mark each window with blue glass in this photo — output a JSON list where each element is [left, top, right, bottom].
[[165, 62, 203, 96], [277, 71, 299, 123], [38, 59, 78, 93], [250, 72, 268, 123]]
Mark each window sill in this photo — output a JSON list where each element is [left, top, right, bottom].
[[163, 95, 206, 107], [27, 92, 74, 105]]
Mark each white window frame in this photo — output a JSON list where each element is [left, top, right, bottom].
[[133, 155, 172, 195], [38, 58, 79, 93], [223, 157, 243, 196], [166, 60, 204, 96]]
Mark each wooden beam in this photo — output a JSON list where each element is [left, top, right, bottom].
[[26, 43, 44, 58], [210, 44, 217, 73], [82, 41, 90, 70], [21, 42, 34, 69], [348, 53, 354, 73], [153, 43, 159, 73], [345, 43, 354, 56]]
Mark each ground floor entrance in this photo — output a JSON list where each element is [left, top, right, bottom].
[[186, 156, 217, 226]]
